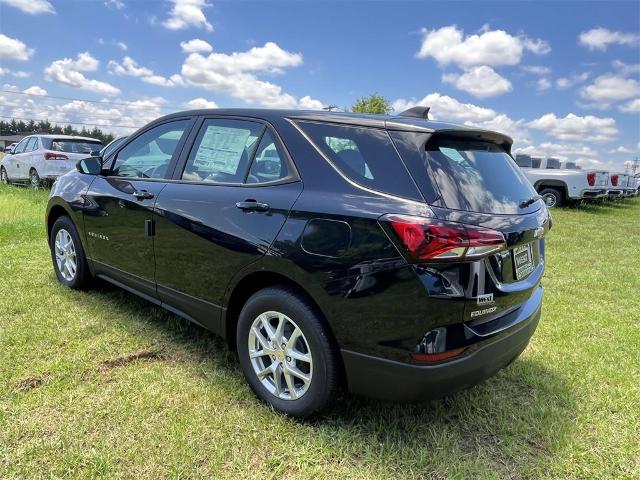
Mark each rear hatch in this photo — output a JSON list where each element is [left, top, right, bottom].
[[390, 132, 550, 334], [592, 171, 609, 188]]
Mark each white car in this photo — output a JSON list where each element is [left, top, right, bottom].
[[0, 134, 102, 188], [515, 154, 608, 207]]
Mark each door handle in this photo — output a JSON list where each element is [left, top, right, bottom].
[[235, 200, 270, 212], [132, 190, 154, 200]]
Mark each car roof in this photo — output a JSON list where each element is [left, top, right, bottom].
[[32, 134, 102, 142], [154, 108, 513, 147]]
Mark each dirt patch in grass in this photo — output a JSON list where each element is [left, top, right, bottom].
[[98, 350, 164, 372], [15, 375, 46, 392]]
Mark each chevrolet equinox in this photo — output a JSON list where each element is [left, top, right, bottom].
[[46, 107, 550, 417]]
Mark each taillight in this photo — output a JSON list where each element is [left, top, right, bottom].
[[44, 152, 68, 160], [381, 214, 506, 262], [587, 172, 596, 186], [611, 174, 618, 186]]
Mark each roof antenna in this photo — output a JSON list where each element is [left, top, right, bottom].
[[398, 106, 430, 120]]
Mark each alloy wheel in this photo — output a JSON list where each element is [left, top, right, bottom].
[[0, 169, 7, 184], [542, 193, 557, 208], [248, 311, 313, 400], [54, 229, 77, 281], [30, 170, 40, 190]]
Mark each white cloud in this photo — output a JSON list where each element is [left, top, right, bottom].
[[180, 42, 320, 108], [579, 28, 640, 51], [391, 92, 529, 144], [610, 144, 639, 154], [580, 74, 640, 102], [23, 86, 47, 96], [0, 0, 54, 14], [417, 25, 550, 67], [536, 78, 552, 91], [0, 67, 30, 78], [116, 41, 128, 51], [298, 95, 324, 109], [180, 38, 213, 53], [528, 113, 618, 142], [618, 98, 640, 113], [108, 56, 184, 87], [0, 34, 34, 61], [185, 97, 218, 109], [44, 52, 121, 96], [556, 72, 589, 89], [104, 0, 125, 10], [164, 0, 212, 31], [522, 65, 551, 75], [442, 65, 512, 98], [612, 60, 640, 75]]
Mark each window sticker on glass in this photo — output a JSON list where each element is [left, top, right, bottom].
[[193, 126, 252, 175]]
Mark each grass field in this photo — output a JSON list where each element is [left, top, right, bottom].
[[0, 183, 638, 479]]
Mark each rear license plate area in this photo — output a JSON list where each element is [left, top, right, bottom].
[[513, 243, 534, 280]]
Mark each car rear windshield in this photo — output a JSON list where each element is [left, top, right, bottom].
[[43, 138, 103, 154], [296, 121, 421, 200], [426, 137, 539, 214]]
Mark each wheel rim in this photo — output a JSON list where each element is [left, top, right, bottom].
[[248, 311, 313, 401], [542, 193, 557, 207], [54, 229, 77, 282], [30, 171, 39, 189], [0, 169, 6, 184]]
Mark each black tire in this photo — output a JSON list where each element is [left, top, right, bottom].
[[29, 168, 41, 190], [539, 187, 564, 208], [0, 167, 8, 184], [236, 286, 340, 418], [50, 215, 92, 289]]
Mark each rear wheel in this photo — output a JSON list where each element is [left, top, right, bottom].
[[0, 167, 8, 184], [50, 215, 92, 289], [539, 188, 564, 208], [29, 168, 41, 190], [236, 286, 340, 418]]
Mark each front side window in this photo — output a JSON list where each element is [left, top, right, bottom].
[[13, 138, 29, 154], [112, 120, 189, 179], [181, 119, 264, 183], [296, 121, 420, 199]]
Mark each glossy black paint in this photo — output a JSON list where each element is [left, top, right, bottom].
[[46, 108, 549, 401]]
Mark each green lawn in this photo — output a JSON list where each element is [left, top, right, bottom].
[[1, 183, 638, 479]]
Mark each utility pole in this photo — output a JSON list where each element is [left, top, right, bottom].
[[631, 156, 639, 175]]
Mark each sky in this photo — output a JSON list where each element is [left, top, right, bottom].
[[0, 0, 639, 171]]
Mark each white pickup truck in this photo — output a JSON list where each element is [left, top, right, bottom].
[[514, 155, 609, 207]]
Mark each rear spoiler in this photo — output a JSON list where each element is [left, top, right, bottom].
[[430, 129, 513, 153]]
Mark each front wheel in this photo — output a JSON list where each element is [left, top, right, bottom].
[[50, 215, 92, 289], [539, 188, 564, 208], [0, 167, 8, 184], [236, 286, 340, 418]]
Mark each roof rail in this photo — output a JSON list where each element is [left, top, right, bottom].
[[397, 106, 430, 120]]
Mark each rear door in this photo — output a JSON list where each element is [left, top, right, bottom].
[[153, 116, 303, 333], [83, 118, 195, 298]]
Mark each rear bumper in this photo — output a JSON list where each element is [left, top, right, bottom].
[[607, 189, 623, 197], [580, 189, 607, 199], [342, 287, 542, 402]]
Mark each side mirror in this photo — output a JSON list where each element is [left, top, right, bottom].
[[76, 156, 103, 175], [5, 147, 13, 154], [90, 150, 101, 157]]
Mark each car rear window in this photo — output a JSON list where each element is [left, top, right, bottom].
[[296, 121, 422, 201], [426, 136, 539, 214], [43, 138, 103, 154]]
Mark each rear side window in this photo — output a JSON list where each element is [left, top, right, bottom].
[[426, 137, 538, 214], [531, 158, 542, 168], [546, 158, 561, 169], [297, 121, 421, 200]]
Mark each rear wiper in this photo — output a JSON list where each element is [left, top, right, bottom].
[[519, 194, 542, 208]]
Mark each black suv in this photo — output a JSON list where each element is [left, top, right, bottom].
[[46, 107, 550, 417]]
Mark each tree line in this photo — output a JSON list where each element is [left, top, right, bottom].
[[0, 119, 115, 145]]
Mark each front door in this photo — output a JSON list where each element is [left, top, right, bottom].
[[153, 118, 303, 333], [83, 118, 194, 298]]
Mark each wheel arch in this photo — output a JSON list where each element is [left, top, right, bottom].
[[46, 204, 73, 244], [534, 180, 568, 198]]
